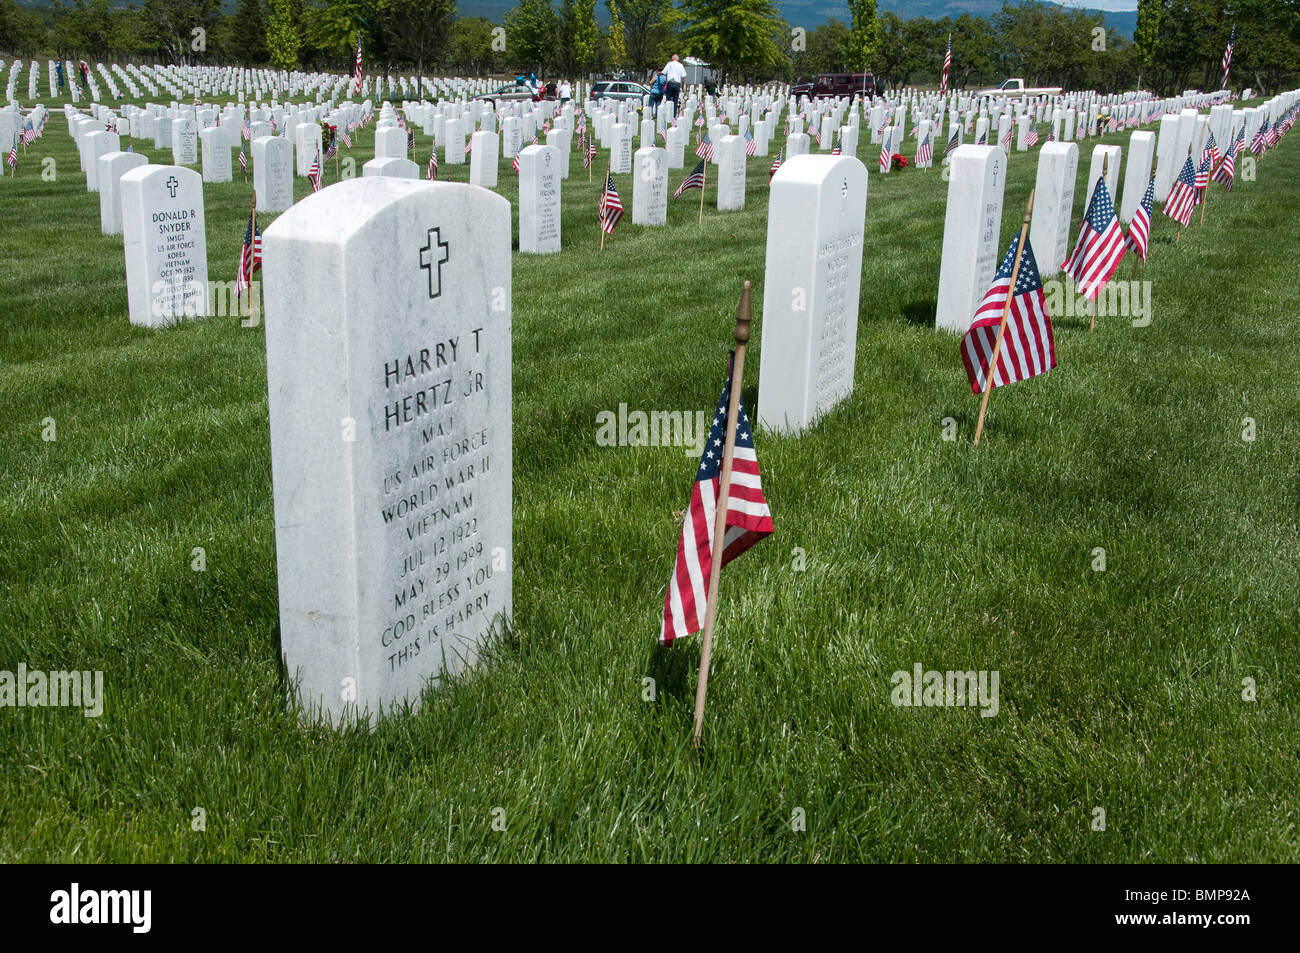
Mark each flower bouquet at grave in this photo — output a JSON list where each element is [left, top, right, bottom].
[[321, 120, 336, 152], [891, 153, 909, 171]]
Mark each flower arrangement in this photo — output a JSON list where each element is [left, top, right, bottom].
[[891, 153, 908, 171]]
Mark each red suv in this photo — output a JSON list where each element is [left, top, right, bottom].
[[792, 73, 877, 100]]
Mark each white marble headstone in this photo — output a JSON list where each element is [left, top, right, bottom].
[[758, 154, 868, 434], [935, 145, 1005, 333], [263, 177, 513, 726], [120, 165, 209, 327], [518, 144, 561, 253]]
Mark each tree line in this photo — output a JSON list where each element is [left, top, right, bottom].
[[1, 0, 1297, 96]]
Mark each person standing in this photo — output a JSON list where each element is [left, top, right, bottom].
[[663, 54, 686, 111], [648, 70, 666, 118], [559, 79, 572, 104]]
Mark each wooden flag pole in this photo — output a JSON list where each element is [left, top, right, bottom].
[[698, 158, 707, 225], [693, 280, 753, 747], [599, 160, 610, 252], [973, 189, 1036, 448]]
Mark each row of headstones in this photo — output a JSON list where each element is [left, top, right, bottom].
[[254, 147, 865, 724], [935, 88, 1300, 335]]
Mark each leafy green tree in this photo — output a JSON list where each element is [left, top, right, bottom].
[[266, 0, 300, 70], [504, 0, 559, 73], [1134, 0, 1160, 89], [230, 0, 270, 65], [376, 0, 455, 92], [447, 16, 502, 74], [792, 18, 849, 79], [0, 0, 48, 56], [142, 0, 222, 63], [844, 0, 880, 73], [607, 0, 627, 70], [677, 0, 785, 83], [612, 0, 675, 75], [558, 0, 599, 75]]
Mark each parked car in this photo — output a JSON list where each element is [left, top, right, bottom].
[[976, 78, 1064, 98], [791, 73, 877, 100], [588, 80, 652, 104], [473, 83, 543, 106]]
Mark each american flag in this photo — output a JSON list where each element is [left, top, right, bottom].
[[1221, 24, 1235, 89], [428, 148, 438, 180], [1124, 177, 1155, 262], [1203, 131, 1221, 169], [511, 151, 520, 173], [22, 119, 36, 145], [768, 148, 783, 183], [976, 128, 987, 146], [940, 33, 952, 98], [598, 171, 623, 234], [242, 118, 251, 141], [1163, 156, 1197, 227], [831, 133, 841, 155], [659, 356, 774, 645], [1250, 120, 1267, 155], [1193, 151, 1212, 202], [999, 122, 1012, 151], [695, 131, 713, 160], [878, 128, 891, 172], [407, 127, 415, 153], [308, 149, 322, 192], [674, 159, 706, 198], [238, 144, 247, 172], [1213, 129, 1242, 188], [585, 135, 597, 168], [235, 209, 262, 300], [353, 34, 363, 94], [915, 132, 932, 166], [6, 137, 16, 171], [340, 126, 352, 148], [745, 128, 757, 156], [961, 233, 1056, 395], [944, 126, 960, 157], [1026, 125, 1039, 148], [324, 137, 338, 160], [1063, 176, 1126, 300], [1266, 120, 1279, 146]]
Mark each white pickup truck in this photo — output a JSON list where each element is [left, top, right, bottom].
[[977, 78, 1064, 98]]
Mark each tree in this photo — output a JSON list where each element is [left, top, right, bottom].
[[844, 0, 880, 73], [1133, 0, 1160, 89], [677, 0, 785, 84], [376, 0, 455, 93], [607, 0, 627, 70], [230, 0, 270, 66], [613, 0, 675, 75], [558, 0, 599, 76], [504, 0, 559, 73], [447, 16, 502, 74], [142, 0, 222, 64], [266, 0, 300, 70]]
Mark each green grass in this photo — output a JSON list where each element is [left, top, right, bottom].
[[1, 94, 1298, 862]]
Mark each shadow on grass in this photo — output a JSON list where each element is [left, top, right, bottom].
[[901, 299, 937, 327]]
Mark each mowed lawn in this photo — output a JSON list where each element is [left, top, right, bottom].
[[1, 94, 1298, 863]]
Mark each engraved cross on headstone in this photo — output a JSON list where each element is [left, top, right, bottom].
[[166, 176, 179, 198], [418, 226, 450, 300]]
